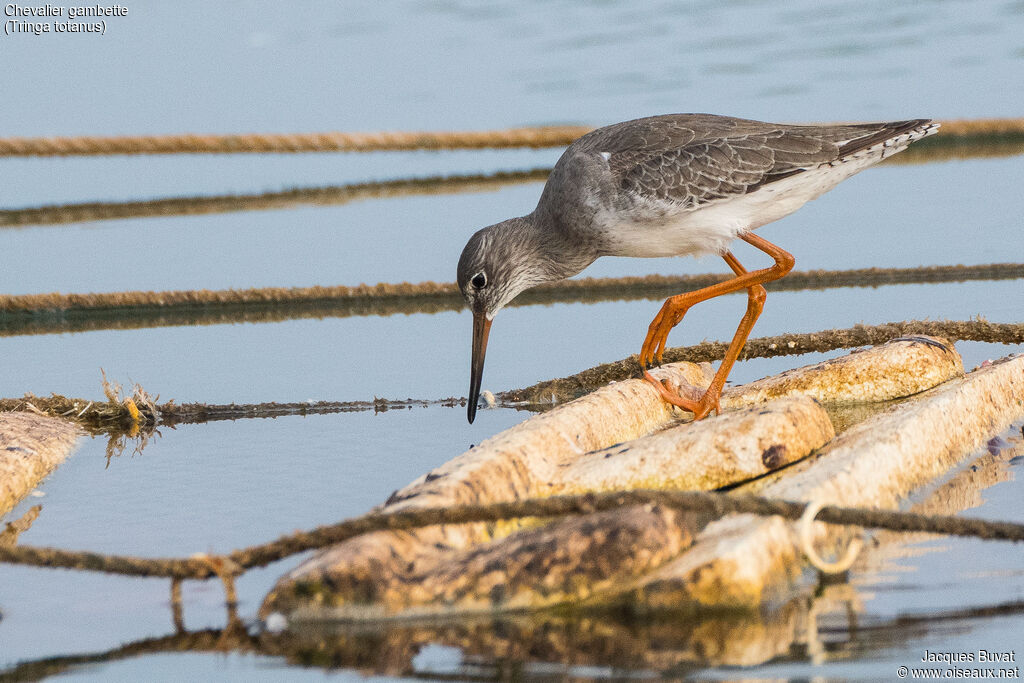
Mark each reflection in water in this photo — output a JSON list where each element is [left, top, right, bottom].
[[2, 0, 1023, 678], [101, 428, 162, 464], [851, 423, 1024, 599], [275, 600, 843, 675], [1, 425, 1018, 680], [4, 595, 1024, 681], [2, 264, 1021, 339], [0, 505, 41, 548]]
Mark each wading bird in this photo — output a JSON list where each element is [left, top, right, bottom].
[[458, 113, 938, 423]]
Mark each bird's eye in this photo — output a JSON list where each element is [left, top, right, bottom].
[[471, 272, 487, 289]]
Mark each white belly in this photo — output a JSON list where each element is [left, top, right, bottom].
[[598, 161, 871, 258]]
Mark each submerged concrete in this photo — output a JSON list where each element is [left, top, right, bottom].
[[553, 397, 834, 495], [721, 335, 963, 408], [631, 353, 1024, 610], [261, 341, 1021, 621]]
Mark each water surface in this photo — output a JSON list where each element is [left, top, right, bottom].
[[1, 1, 1023, 680]]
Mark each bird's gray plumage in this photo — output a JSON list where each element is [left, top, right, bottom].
[[458, 113, 935, 317], [456, 113, 937, 423], [568, 113, 930, 209]]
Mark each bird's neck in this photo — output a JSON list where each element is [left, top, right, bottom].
[[516, 211, 598, 284]]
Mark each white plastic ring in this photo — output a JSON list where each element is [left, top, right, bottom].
[[798, 499, 863, 574]]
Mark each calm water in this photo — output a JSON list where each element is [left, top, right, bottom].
[[1, 1, 1023, 680]]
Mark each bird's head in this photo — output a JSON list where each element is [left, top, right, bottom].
[[456, 217, 541, 423]]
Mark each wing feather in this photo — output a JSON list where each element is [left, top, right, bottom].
[[607, 131, 837, 207], [565, 113, 933, 209]]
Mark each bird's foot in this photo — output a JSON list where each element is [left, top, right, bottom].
[[639, 298, 690, 366], [643, 369, 720, 420]]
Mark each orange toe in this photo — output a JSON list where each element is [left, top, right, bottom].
[[643, 370, 720, 421]]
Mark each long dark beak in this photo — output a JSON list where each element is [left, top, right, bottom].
[[468, 311, 492, 423]]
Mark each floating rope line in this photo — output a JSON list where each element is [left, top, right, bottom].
[[0, 393, 463, 431], [1, 490, 1022, 583], [890, 134, 1024, 165], [1, 136, 1021, 230], [2, 139, 1023, 231], [0, 168, 551, 228], [0, 117, 1022, 158], [0, 126, 593, 157], [503, 319, 1024, 404], [2, 263, 1016, 313], [1, 319, 1021, 428], [0, 263, 1021, 340]]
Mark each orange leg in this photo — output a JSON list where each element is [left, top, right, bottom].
[[641, 232, 795, 419]]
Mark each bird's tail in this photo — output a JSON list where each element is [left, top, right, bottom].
[[838, 119, 940, 161]]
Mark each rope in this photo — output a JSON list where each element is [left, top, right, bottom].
[[932, 117, 1024, 137], [2, 318, 1021, 427], [3, 133, 1023, 230], [0, 169, 551, 228], [0, 126, 592, 157], [1, 490, 1022, 582], [501, 319, 1024, 403], [1, 132, 1021, 229], [0, 117, 1021, 157], [1, 266, 1020, 338], [1, 263, 1020, 318]]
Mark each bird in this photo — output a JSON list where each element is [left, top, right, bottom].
[[457, 113, 939, 423]]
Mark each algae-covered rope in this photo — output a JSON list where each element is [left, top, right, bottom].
[[1, 318, 1022, 426], [1, 263, 1021, 317], [502, 318, 1024, 403], [0, 117, 1022, 157], [1, 490, 1023, 581]]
